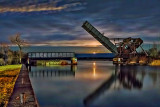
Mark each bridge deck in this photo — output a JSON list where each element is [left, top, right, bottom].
[[28, 52, 75, 59]]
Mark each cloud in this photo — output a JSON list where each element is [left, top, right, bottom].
[[0, 5, 65, 13], [30, 40, 101, 47], [0, 0, 160, 47], [0, 0, 83, 13]]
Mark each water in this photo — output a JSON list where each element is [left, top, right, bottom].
[[29, 61, 160, 107]]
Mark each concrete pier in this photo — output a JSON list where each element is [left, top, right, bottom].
[[7, 65, 39, 107]]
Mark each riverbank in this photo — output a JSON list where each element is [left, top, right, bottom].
[[7, 65, 39, 107], [0, 65, 22, 107], [150, 59, 160, 66]]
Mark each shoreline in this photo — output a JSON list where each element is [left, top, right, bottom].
[[7, 65, 39, 107]]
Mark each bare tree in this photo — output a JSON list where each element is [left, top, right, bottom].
[[9, 33, 26, 63]]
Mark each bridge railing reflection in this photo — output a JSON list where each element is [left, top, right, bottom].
[[29, 65, 77, 77]]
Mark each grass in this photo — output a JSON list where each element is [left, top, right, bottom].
[[0, 65, 22, 106], [0, 65, 22, 72], [149, 60, 160, 66]]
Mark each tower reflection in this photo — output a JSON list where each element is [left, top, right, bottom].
[[84, 65, 143, 106]]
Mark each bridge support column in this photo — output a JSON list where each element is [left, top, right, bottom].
[[71, 57, 77, 65]]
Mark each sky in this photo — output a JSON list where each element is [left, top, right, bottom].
[[0, 0, 160, 47]]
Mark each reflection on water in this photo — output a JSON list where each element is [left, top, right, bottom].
[[29, 61, 160, 107], [29, 65, 77, 77], [84, 65, 144, 106]]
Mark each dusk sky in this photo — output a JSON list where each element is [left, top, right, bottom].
[[0, 0, 160, 46]]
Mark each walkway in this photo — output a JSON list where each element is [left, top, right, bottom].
[[7, 65, 39, 107]]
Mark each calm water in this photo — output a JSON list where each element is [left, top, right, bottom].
[[29, 61, 160, 107]]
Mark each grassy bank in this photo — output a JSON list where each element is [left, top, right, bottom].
[[149, 60, 160, 66], [0, 65, 22, 106]]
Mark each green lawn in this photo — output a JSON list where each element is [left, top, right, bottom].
[[0, 65, 22, 72]]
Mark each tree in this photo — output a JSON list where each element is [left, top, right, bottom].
[[9, 33, 26, 63], [0, 45, 3, 58], [148, 43, 158, 58], [0, 43, 9, 65]]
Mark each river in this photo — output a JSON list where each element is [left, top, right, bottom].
[[29, 61, 160, 107]]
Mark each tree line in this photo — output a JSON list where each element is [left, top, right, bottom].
[[0, 33, 28, 66]]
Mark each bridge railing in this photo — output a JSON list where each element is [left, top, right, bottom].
[[28, 52, 75, 58]]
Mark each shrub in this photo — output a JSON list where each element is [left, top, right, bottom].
[[0, 58, 5, 66], [0, 53, 3, 58], [12, 58, 19, 64]]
